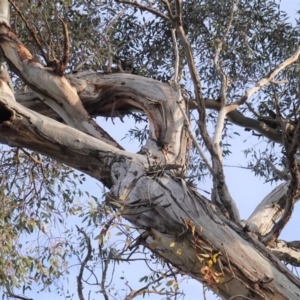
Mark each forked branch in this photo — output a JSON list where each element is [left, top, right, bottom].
[[0, 21, 122, 149], [227, 46, 300, 113], [116, 0, 170, 21], [168, 0, 240, 222], [212, 0, 237, 158]]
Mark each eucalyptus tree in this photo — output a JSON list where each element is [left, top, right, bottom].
[[0, 0, 300, 299]]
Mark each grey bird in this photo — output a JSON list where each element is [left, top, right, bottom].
[[0, 63, 14, 93]]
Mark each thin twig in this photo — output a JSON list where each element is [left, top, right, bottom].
[[5, 291, 33, 300], [104, 9, 126, 72], [177, 100, 213, 174], [8, 0, 48, 62], [227, 46, 300, 113], [57, 17, 70, 74], [101, 249, 112, 300], [76, 227, 92, 300], [20, 148, 42, 164], [74, 54, 95, 72], [245, 102, 260, 118], [212, 0, 237, 159], [124, 272, 181, 300]]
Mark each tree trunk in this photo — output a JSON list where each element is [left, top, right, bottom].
[[0, 1, 299, 299], [0, 71, 300, 299]]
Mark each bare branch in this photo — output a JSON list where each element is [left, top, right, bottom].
[[175, 0, 182, 25], [152, 0, 240, 222], [229, 296, 252, 300], [5, 291, 33, 300], [270, 79, 289, 84], [227, 46, 300, 113], [74, 54, 95, 72], [269, 240, 300, 267], [104, 8, 127, 72], [262, 120, 300, 245], [162, 0, 174, 19], [116, 0, 170, 21], [177, 98, 213, 174], [100, 250, 112, 300], [213, 0, 236, 104], [170, 13, 239, 225], [175, 26, 212, 150], [76, 227, 92, 300], [0, 23, 123, 149], [57, 17, 70, 75], [288, 241, 300, 249], [0, 93, 147, 188], [247, 182, 289, 236], [124, 270, 181, 300], [8, 0, 48, 62], [212, 0, 237, 159], [189, 98, 283, 143], [16, 80, 285, 145]]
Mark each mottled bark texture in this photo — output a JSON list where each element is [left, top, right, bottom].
[[0, 0, 300, 299]]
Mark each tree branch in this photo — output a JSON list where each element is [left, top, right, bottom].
[[262, 120, 300, 245], [170, 1, 239, 222], [57, 17, 70, 75], [212, 0, 237, 158], [0, 22, 123, 149], [76, 227, 92, 300], [15, 78, 284, 145], [0, 87, 146, 188], [269, 240, 300, 267], [177, 98, 213, 174], [116, 0, 170, 21], [226, 46, 300, 113], [5, 291, 33, 300], [190, 98, 283, 143], [265, 159, 290, 181]]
